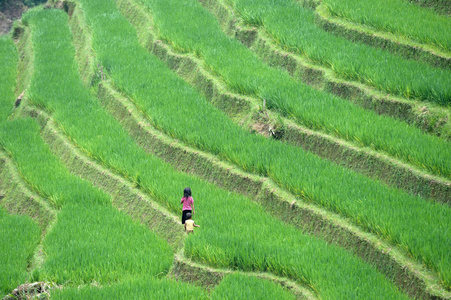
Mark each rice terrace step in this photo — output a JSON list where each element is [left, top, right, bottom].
[[1, 0, 450, 299]]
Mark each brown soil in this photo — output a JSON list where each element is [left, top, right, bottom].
[[0, 0, 26, 35]]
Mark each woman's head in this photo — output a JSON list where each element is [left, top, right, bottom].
[[184, 187, 191, 198]]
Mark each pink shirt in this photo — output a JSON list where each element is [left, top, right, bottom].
[[181, 196, 194, 211]]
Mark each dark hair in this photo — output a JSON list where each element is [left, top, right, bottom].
[[186, 212, 192, 219], [183, 187, 191, 199]]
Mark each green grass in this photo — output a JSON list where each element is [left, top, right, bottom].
[[322, 0, 451, 53], [51, 274, 298, 299], [0, 39, 40, 296], [227, 0, 451, 106], [75, 0, 451, 289], [0, 117, 174, 285], [50, 277, 207, 299], [0, 119, 110, 209], [211, 274, 296, 299], [0, 36, 18, 122], [41, 203, 174, 284], [21, 7, 410, 298], [137, 0, 451, 179], [0, 207, 41, 298]]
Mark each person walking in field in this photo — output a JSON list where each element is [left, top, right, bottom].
[[181, 187, 195, 224], [184, 213, 200, 234]]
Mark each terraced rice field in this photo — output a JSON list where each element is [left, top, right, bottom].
[[0, 0, 450, 299]]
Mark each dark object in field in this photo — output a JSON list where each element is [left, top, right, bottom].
[[4, 282, 51, 300], [15, 91, 24, 108]]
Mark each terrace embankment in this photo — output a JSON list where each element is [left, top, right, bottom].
[[170, 249, 315, 299], [312, 4, 451, 70], [12, 23, 33, 99], [60, 2, 449, 297], [0, 151, 54, 234], [91, 81, 445, 299], [0, 149, 57, 288], [114, 0, 451, 205], [23, 107, 185, 251], [65, 1, 94, 88], [408, 0, 451, 16], [7, 5, 307, 296], [199, 0, 451, 140], [8, 21, 34, 122], [21, 106, 313, 300]]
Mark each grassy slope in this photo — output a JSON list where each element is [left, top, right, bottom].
[[50, 274, 296, 299], [0, 207, 41, 298], [0, 117, 174, 285], [0, 36, 17, 122], [0, 33, 41, 298], [140, 0, 451, 179], [50, 277, 207, 299], [229, 0, 451, 105], [322, 0, 451, 52], [78, 0, 451, 288], [210, 274, 296, 299], [1, 15, 176, 284], [21, 6, 408, 298]]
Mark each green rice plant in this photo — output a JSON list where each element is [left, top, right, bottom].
[[75, 0, 451, 288], [0, 207, 41, 298], [0, 119, 110, 209], [27, 2, 451, 291], [229, 0, 451, 106], [137, 0, 451, 179], [50, 277, 207, 299], [322, 0, 451, 53], [52, 274, 296, 299], [41, 203, 173, 284], [0, 117, 173, 285], [0, 36, 17, 122], [211, 274, 296, 299], [22, 7, 410, 298]]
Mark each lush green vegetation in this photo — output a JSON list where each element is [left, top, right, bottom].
[[138, 0, 451, 179], [50, 277, 207, 299], [0, 0, 447, 295], [51, 274, 297, 299], [0, 118, 174, 285], [1, 20, 175, 284], [0, 35, 37, 300], [211, 274, 296, 299], [0, 207, 41, 298], [322, 0, 451, 52], [78, 0, 451, 289], [0, 120, 109, 209], [226, 0, 451, 105], [0, 37, 17, 122], [20, 7, 410, 298], [41, 203, 174, 284]]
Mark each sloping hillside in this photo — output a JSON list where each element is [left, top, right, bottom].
[[1, 0, 450, 299]]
